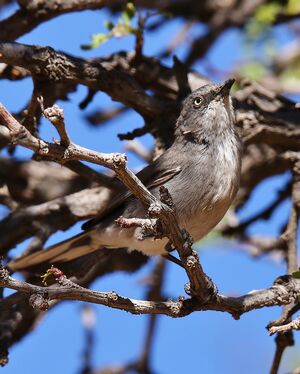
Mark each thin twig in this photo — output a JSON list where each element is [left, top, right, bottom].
[[268, 158, 300, 374], [223, 181, 291, 237], [39, 99, 71, 147], [270, 332, 294, 374], [268, 303, 300, 329], [80, 305, 96, 374], [134, 258, 165, 373], [270, 316, 300, 335], [124, 140, 152, 162]]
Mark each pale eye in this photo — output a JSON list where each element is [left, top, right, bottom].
[[193, 97, 202, 107]]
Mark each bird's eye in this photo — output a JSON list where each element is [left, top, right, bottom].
[[193, 97, 202, 107]]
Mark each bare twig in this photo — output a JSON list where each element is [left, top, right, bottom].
[[22, 83, 40, 134], [1, 264, 300, 319], [40, 99, 71, 147], [270, 332, 294, 374], [270, 316, 300, 335], [118, 125, 149, 141], [172, 55, 191, 99], [135, 259, 165, 374], [243, 236, 286, 258], [284, 161, 300, 274], [124, 140, 152, 162], [123, 258, 166, 374], [62, 160, 119, 189], [86, 107, 127, 127], [223, 181, 291, 237], [80, 305, 96, 374], [39, 100, 119, 188], [268, 158, 300, 374], [268, 303, 300, 330], [0, 186, 112, 255]]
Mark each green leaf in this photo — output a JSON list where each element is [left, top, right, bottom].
[[239, 61, 268, 81], [122, 2, 135, 25], [287, 0, 300, 15], [81, 33, 110, 50], [246, 2, 283, 39], [292, 269, 300, 279], [126, 2, 135, 19], [81, 2, 137, 51], [255, 3, 282, 24], [91, 33, 110, 47]]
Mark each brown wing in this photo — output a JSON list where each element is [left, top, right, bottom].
[[9, 155, 181, 271], [82, 160, 181, 231]]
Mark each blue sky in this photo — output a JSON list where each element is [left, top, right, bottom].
[[0, 4, 299, 374]]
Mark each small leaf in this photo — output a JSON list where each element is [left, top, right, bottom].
[[91, 33, 110, 46], [41, 268, 54, 286], [122, 2, 135, 25], [126, 2, 135, 19], [81, 33, 110, 50]]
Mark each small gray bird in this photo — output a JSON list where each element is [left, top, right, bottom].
[[9, 79, 242, 271]]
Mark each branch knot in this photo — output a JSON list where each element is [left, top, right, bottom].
[[0, 264, 9, 284], [112, 153, 127, 168], [29, 293, 49, 311], [148, 201, 162, 216]]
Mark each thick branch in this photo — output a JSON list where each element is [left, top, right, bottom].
[[0, 42, 162, 119], [0, 186, 112, 254], [1, 268, 300, 319]]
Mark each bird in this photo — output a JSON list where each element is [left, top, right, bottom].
[[9, 79, 242, 272]]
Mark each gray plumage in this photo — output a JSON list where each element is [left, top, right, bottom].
[[9, 79, 242, 271]]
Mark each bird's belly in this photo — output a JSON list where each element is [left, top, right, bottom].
[[127, 199, 231, 255], [181, 197, 232, 243], [97, 197, 233, 256], [95, 224, 169, 255], [127, 235, 169, 255]]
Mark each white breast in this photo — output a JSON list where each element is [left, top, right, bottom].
[[94, 125, 241, 256]]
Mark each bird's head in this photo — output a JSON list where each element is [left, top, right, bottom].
[[175, 79, 236, 142]]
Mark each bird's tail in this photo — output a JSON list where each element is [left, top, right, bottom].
[[9, 229, 100, 272]]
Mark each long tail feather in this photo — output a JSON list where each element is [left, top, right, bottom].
[[9, 229, 99, 272]]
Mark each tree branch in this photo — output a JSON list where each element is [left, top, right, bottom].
[[0, 42, 162, 119], [1, 266, 300, 319]]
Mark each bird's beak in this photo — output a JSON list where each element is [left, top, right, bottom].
[[216, 79, 235, 97]]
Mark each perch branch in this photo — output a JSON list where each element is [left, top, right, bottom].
[[1, 267, 300, 319]]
